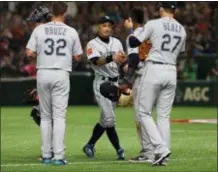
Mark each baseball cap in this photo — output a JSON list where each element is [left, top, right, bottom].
[[156, 2, 177, 10], [98, 16, 115, 25]]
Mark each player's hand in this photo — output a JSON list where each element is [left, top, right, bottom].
[[112, 51, 127, 64], [124, 18, 133, 29], [118, 77, 132, 93]]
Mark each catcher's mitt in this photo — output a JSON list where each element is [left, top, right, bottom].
[[31, 106, 41, 126], [139, 40, 152, 61]]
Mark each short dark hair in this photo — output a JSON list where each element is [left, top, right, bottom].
[[130, 8, 144, 25], [52, 2, 68, 16]]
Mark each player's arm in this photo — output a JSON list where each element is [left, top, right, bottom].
[[87, 43, 125, 66], [119, 37, 140, 91], [72, 31, 83, 62], [125, 20, 153, 48], [26, 29, 37, 60]]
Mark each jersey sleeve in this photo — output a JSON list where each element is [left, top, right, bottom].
[[26, 28, 37, 52], [126, 36, 138, 55], [116, 40, 124, 52], [72, 31, 83, 56], [86, 42, 101, 60], [133, 21, 153, 43]]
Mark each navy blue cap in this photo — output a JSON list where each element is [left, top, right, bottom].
[[98, 16, 115, 25], [156, 2, 177, 10]]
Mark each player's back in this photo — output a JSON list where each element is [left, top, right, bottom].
[[33, 21, 78, 72], [147, 17, 186, 64]]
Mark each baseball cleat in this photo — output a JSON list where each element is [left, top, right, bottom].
[[41, 158, 52, 165], [38, 152, 54, 161], [160, 157, 169, 166], [83, 144, 95, 158], [151, 151, 171, 166], [129, 155, 153, 163], [116, 148, 125, 160], [53, 159, 67, 166]]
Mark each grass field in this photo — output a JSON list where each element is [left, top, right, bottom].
[[1, 106, 217, 172]]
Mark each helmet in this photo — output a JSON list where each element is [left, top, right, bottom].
[[156, 2, 177, 10], [26, 6, 52, 23]]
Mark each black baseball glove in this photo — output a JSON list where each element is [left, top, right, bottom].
[[100, 80, 133, 102], [23, 88, 41, 126], [31, 106, 41, 126], [100, 81, 121, 102]]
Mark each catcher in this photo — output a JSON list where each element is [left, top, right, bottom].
[[24, 5, 53, 160], [100, 8, 153, 163]]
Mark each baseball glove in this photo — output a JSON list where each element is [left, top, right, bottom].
[[31, 106, 41, 126], [118, 89, 133, 106], [100, 81, 132, 102], [139, 40, 152, 61], [100, 81, 121, 102]]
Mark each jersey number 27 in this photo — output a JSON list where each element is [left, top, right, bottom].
[[161, 34, 181, 52]]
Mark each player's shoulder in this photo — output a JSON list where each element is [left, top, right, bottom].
[[133, 26, 144, 34], [33, 24, 45, 33], [145, 19, 159, 25], [173, 19, 186, 35], [87, 37, 97, 46], [110, 36, 122, 45]]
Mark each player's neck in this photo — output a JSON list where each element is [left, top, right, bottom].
[[98, 35, 110, 43], [52, 16, 65, 23], [161, 13, 174, 19]]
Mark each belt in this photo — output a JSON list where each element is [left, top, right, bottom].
[[147, 60, 175, 66], [101, 76, 119, 82]]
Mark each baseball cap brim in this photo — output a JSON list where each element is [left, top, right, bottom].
[[98, 16, 115, 25]]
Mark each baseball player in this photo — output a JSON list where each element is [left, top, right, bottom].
[[25, 6, 51, 128], [83, 16, 126, 160], [26, 2, 83, 166], [124, 2, 186, 166], [123, 8, 154, 163]]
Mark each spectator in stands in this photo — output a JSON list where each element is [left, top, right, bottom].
[[0, 2, 217, 78], [206, 60, 218, 81]]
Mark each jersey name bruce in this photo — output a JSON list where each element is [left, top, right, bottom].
[[163, 22, 182, 33], [44, 27, 67, 36]]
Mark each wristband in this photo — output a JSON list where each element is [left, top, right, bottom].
[[105, 55, 113, 63]]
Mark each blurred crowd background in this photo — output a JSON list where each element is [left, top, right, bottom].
[[0, 2, 217, 80]]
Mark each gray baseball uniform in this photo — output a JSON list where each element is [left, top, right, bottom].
[[126, 27, 154, 159], [87, 36, 123, 128], [132, 17, 186, 155], [26, 21, 83, 159]]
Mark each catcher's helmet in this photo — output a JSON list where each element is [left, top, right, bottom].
[[26, 6, 52, 23], [156, 2, 177, 10]]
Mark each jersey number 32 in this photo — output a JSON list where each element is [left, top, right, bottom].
[[44, 38, 66, 56], [161, 34, 181, 52]]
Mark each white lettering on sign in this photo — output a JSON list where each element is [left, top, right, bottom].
[[184, 87, 209, 102]]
